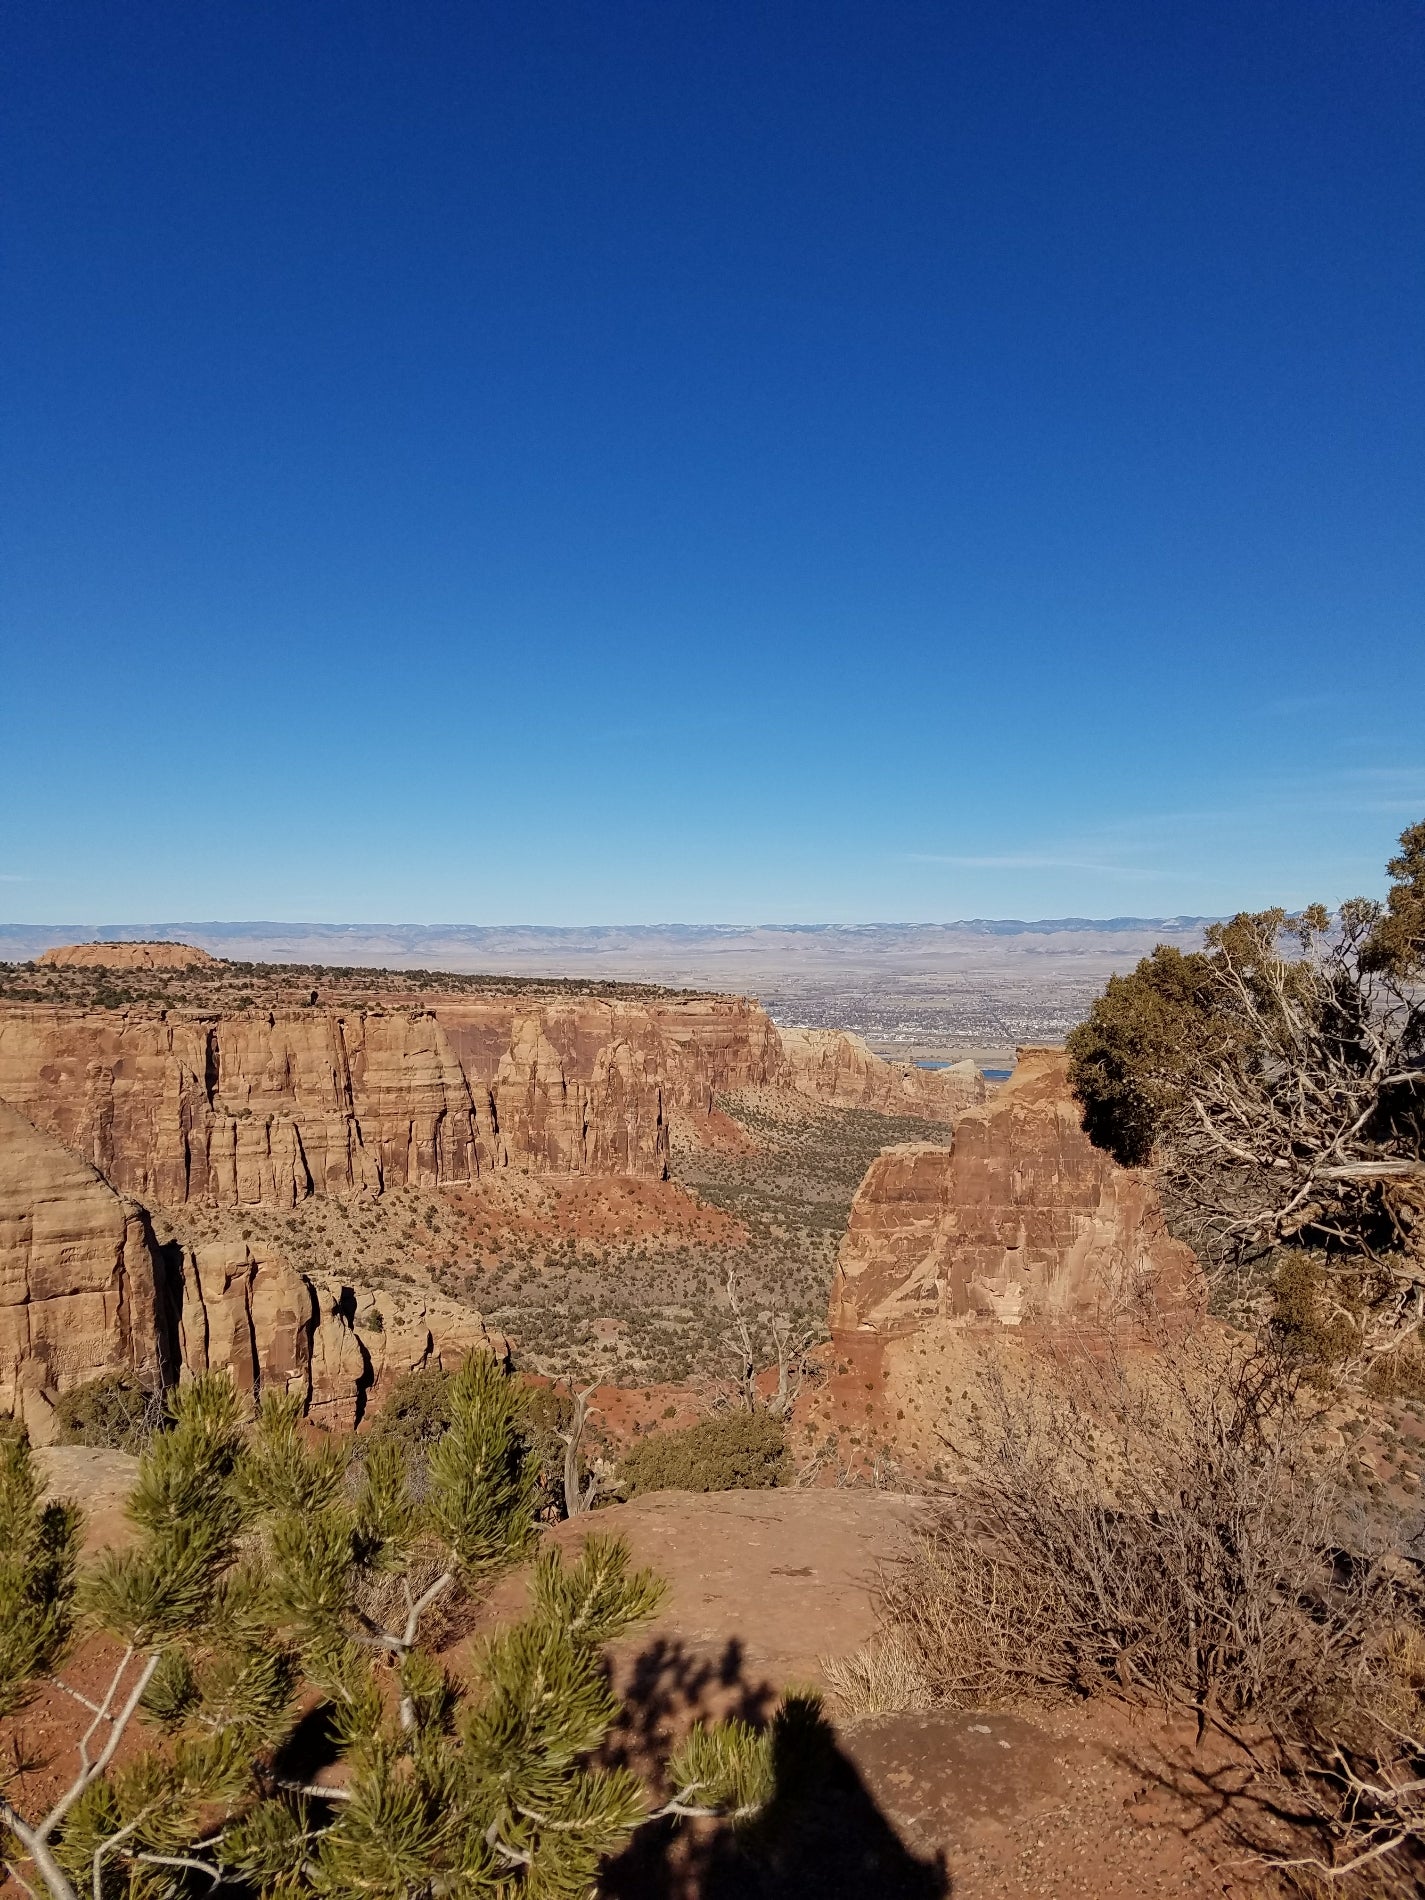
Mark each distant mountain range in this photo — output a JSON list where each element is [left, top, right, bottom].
[[0, 917, 1217, 967]]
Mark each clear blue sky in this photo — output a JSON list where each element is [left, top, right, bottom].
[[2, 1, 1421, 925]]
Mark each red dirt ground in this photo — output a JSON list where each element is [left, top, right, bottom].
[[8, 1457, 1312, 1899], [434, 1172, 749, 1265]]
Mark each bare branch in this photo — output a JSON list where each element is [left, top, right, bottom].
[[40, 1650, 160, 1844]]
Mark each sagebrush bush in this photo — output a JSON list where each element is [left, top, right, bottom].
[[52, 1372, 162, 1453], [883, 1349, 1380, 1722], [621, 1408, 790, 1495], [1271, 1253, 1362, 1371], [1366, 1330, 1425, 1402]]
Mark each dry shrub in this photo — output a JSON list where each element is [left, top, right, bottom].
[[1366, 1330, 1425, 1403], [53, 1370, 167, 1453], [885, 1345, 1403, 1723], [880, 1341, 1425, 1888], [819, 1633, 927, 1718], [1271, 1623, 1425, 1894]]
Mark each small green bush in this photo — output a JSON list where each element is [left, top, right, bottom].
[[52, 1372, 162, 1453], [365, 1366, 450, 1450], [523, 1384, 576, 1519], [1271, 1254, 1360, 1369], [621, 1409, 790, 1496]]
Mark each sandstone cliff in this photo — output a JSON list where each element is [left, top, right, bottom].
[[0, 1007, 491, 1209], [0, 995, 981, 1213], [777, 1027, 983, 1118], [0, 1098, 169, 1442], [0, 1097, 500, 1437], [829, 1047, 1200, 1336], [172, 1240, 503, 1430]]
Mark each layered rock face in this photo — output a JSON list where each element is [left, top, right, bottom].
[[777, 1028, 983, 1118], [0, 1097, 501, 1437], [0, 1007, 496, 1209], [37, 941, 217, 970], [0, 996, 979, 1213], [172, 1241, 503, 1430], [0, 1098, 170, 1442], [829, 1047, 1200, 1336]]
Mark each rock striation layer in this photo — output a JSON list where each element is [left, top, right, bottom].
[[829, 1047, 1200, 1336], [0, 998, 982, 1212], [0, 1096, 501, 1438]]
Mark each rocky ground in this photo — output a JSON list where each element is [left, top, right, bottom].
[[486, 1491, 1304, 1899], [12, 1473, 1292, 1900]]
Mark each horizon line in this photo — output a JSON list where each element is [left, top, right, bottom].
[[0, 915, 1222, 934]]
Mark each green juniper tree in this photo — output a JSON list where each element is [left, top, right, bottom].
[[1067, 820, 1425, 1335], [0, 1359, 796, 1898]]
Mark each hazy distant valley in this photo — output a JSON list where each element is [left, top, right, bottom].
[[0, 916, 1212, 1062]]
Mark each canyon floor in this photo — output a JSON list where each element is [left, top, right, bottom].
[[158, 1088, 952, 1395]]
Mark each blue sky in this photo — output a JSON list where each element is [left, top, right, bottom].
[[2, 0, 1421, 925]]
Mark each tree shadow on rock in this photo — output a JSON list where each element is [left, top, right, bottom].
[[601, 1636, 949, 1900]]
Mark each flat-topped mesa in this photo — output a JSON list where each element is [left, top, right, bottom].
[[829, 1046, 1201, 1338], [0, 991, 982, 1211], [0, 1095, 499, 1437], [36, 940, 218, 971]]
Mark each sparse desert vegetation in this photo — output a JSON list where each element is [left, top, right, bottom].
[[465, 1093, 951, 1387], [829, 1342, 1425, 1893], [0, 955, 696, 1013], [168, 1092, 951, 1396]]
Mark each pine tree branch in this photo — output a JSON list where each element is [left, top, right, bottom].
[[0, 1796, 78, 1900], [48, 1683, 104, 1719], [76, 1646, 135, 1776], [484, 1818, 532, 1867], [3, 1858, 40, 1900], [38, 1651, 160, 1843], [135, 1852, 223, 1887], [91, 1804, 159, 1900], [401, 1569, 454, 1650], [269, 1776, 353, 1803]]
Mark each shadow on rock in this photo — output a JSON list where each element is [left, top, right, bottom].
[[601, 1636, 948, 1900]]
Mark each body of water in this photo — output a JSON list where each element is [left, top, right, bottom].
[[912, 1060, 1015, 1081]]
